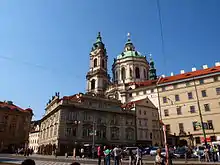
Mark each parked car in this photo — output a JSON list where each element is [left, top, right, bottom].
[[150, 147, 159, 156], [142, 147, 153, 155], [123, 147, 138, 157]]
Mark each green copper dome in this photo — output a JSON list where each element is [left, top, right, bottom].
[[116, 33, 145, 60], [117, 50, 145, 60]]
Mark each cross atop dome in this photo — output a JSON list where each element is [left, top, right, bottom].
[[127, 32, 131, 41]]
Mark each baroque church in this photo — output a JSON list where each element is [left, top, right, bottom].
[[86, 32, 157, 102], [38, 32, 161, 155]]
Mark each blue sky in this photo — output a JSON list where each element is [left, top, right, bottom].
[[0, 0, 219, 120]]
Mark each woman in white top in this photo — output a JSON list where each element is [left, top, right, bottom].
[[155, 149, 165, 165]]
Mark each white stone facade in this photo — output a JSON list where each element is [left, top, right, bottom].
[[28, 125, 40, 153]]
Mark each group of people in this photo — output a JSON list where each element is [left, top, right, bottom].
[[199, 144, 220, 162], [97, 145, 143, 165]]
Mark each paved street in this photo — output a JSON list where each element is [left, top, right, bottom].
[[1, 154, 220, 165]]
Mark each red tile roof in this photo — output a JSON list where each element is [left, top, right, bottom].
[[121, 98, 146, 109], [128, 79, 158, 87], [62, 94, 83, 102], [158, 65, 220, 84], [0, 101, 33, 113]]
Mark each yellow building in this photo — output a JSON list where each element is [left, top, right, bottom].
[[158, 64, 220, 146], [0, 101, 33, 152]]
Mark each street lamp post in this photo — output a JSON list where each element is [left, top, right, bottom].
[[156, 77, 163, 147], [193, 78, 207, 147], [73, 120, 80, 160], [92, 121, 95, 159]]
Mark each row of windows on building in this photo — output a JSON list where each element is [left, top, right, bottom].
[[165, 120, 214, 133], [160, 76, 219, 92], [30, 139, 39, 144], [164, 102, 220, 116], [162, 87, 220, 104], [65, 126, 135, 141], [40, 124, 58, 139], [114, 67, 148, 81], [128, 88, 155, 97]]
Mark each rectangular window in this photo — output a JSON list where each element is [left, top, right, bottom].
[[207, 120, 214, 130], [139, 120, 142, 126], [162, 87, 165, 92], [192, 121, 198, 131], [175, 94, 180, 101], [195, 137, 201, 144], [201, 90, 207, 97], [163, 97, 167, 103], [188, 92, 193, 99], [143, 90, 146, 94], [179, 123, 184, 132], [176, 107, 182, 115], [144, 119, 148, 126], [199, 79, 204, 84], [65, 128, 72, 136], [190, 106, 196, 113], [139, 110, 141, 115], [151, 89, 154, 93], [186, 82, 190, 87], [216, 88, 220, 95], [214, 76, 218, 82], [164, 109, 169, 116], [204, 104, 210, 112], [166, 124, 171, 133]]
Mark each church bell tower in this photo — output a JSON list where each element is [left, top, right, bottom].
[[86, 32, 109, 95]]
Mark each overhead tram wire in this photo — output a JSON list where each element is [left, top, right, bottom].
[[0, 55, 83, 80], [156, 0, 167, 75]]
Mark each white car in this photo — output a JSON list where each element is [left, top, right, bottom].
[[150, 147, 159, 156]]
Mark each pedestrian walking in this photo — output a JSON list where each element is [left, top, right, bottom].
[[113, 146, 121, 165], [204, 147, 210, 162], [155, 148, 165, 165], [135, 147, 142, 165], [104, 147, 111, 165], [97, 146, 103, 165]]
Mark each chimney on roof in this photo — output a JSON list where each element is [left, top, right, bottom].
[[170, 72, 174, 76], [162, 75, 165, 78], [215, 62, 220, 66], [180, 70, 185, 74], [192, 67, 196, 72], [202, 65, 208, 69]]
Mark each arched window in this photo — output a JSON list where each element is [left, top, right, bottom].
[[94, 59, 97, 67], [91, 79, 95, 90], [144, 69, 146, 79], [121, 67, 126, 80], [115, 71, 118, 80], [102, 59, 105, 68], [135, 67, 140, 79], [130, 68, 132, 77]]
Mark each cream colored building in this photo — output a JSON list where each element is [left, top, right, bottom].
[[0, 101, 33, 152], [122, 97, 161, 146], [28, 121, 40, 153], [158, 64, 220, 146], [38, 92, 136, 155]]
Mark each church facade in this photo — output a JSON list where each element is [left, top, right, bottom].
[[38, 32, 161, 155]]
